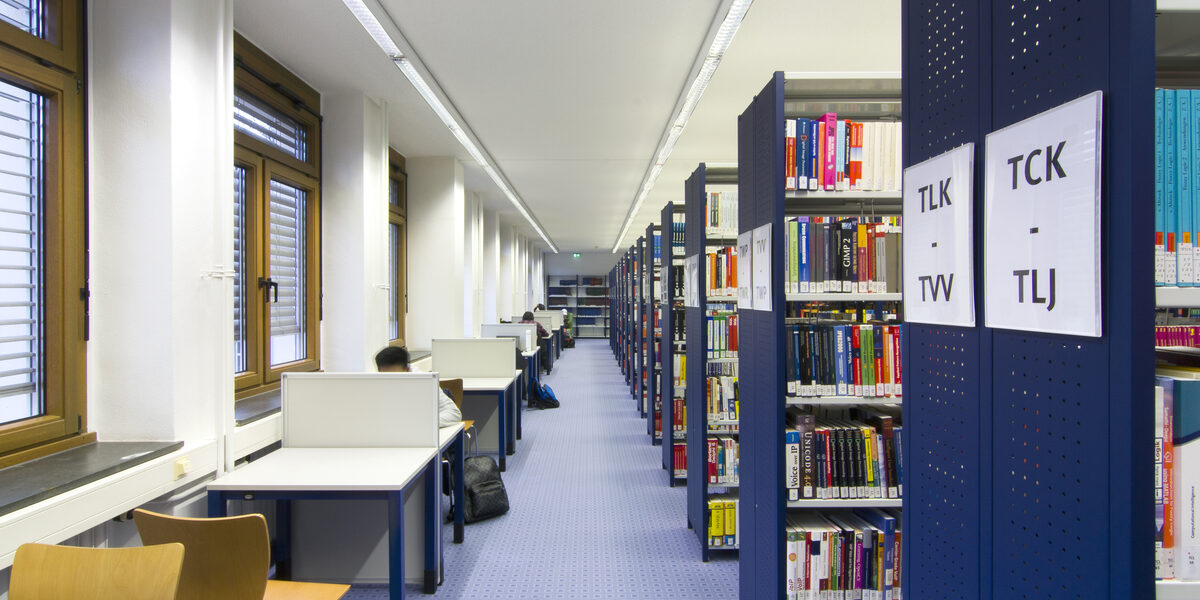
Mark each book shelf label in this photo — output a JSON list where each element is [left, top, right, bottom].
[[752, 223, 773, 311], [984, 91, 1103, 337], [903, 143, 976, 327], [683, 254, 700, 308], [737, 231, 753, 309]]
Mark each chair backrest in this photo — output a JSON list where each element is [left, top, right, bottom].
[[10, 541, 185, 600], [132, 509, 269, 600], [439, 378, 464, 410]]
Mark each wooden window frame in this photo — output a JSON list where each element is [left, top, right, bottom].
[[387, 149, 406, 347], [234, 34, 321, 400], [0, 2, 87, 459], [0, 1, 80, 74]]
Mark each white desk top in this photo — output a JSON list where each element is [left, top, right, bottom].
[[522, 350, 538, 358], [209, 448, 436, 492], [438, 422, 465, 451], [461, 376, 517, 391]]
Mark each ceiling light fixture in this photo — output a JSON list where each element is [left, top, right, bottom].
[[342, 0, 558, 253], [611, 0, 753, 253]]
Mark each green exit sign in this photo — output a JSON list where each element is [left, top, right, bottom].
[[572, 253, 581, 259]]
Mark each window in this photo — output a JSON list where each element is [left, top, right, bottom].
[[0, 0, 86, 461], [234, 34, 321, 397], [387, 150, 406, 346]]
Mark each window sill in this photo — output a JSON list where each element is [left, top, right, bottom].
[[0, 439, 217, 570], [235, 389, 281, 426]]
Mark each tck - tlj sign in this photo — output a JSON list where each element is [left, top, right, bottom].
[[984, 91, 1103, 337], [903, 143, 976, 327]]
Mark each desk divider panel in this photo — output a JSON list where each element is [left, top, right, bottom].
[[480, 323, 537, 352], [431, 338, 517, 379], [282, 372, 438, 449], [533, 310, 564, 331]]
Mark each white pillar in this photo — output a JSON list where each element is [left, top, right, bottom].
[[482, 210, 499, 324], [89, 0, 233, 442], [407, 157, 465, 348], [498, 225, 514, 319], [320, 92, 390, 371]]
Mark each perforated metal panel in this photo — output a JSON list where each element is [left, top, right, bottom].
[[906, 325, 981, 598], [992, 332, 1109, 599], [903, 0, 1154, 598]]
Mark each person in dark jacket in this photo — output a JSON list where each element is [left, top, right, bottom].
[[521, 311, 550, 338]]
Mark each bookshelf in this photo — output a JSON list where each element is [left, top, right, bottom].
[[736, 72, 909, 599], [643, 223, 664, 444], [685, 163, 741, 561], [661, 201, 688, 486], [545, 274, 610, 339], [1157, 3, 1200, 595], [634, 236, 646, 417]]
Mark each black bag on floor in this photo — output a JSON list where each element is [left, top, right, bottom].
[[463, 456, 509, 523]]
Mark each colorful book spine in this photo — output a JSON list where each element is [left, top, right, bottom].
[[822, 113, 838, 191], [1167, 89, 1180, 285], [797, 118, 812, 190], [1179, 90, 1195, 286]]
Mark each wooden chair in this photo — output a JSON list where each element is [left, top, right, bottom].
[[439, 378, 476, 454], [132, 509, 349, 600], [10, 541, 185, 600]]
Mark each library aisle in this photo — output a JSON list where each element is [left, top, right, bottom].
[[345, 339, 736, 600]]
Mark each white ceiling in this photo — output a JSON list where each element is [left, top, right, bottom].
[[233, 0, 901, 255]]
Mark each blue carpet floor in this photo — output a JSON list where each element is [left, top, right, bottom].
[[343, 338, 737, 599]]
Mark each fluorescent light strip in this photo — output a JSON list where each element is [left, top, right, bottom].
[[611, 0, 753, 252], [342, 0, 404, 59], [341, 0, 557, 252]]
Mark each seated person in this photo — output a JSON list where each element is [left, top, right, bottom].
[[521, 311, 550, 338], [375, 346, 462, 427]]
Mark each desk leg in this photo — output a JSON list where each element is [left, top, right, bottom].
[[207, 491, 226, 517], [275, 500, 292, 581], [497, 391, 506, 471], [423, 459, 437, 594], [516, 369, 524, 440], [388, 490, 405, 600], [506, 383, 516, 455], [453, 432, 465, 543]]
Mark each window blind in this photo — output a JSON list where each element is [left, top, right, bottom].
[[0, 0, 44, 38], [0, 80, 42, 425], [233, 166, 247, 374], [269, 179, 306, 365], [234, 90, 306, 162]]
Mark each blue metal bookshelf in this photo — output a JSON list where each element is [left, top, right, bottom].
[[644, 223, 662, 444], [898, 2, 1153, 597], [633, 237, 645, 415], [684, 163, 740, 561], [661, 201, 687, 486]]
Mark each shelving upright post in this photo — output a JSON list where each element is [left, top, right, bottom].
[[661, 202, 687, 483]]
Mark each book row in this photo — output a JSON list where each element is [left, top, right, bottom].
[[706, 246, 738, 297], [672, 442, 688, 479], [708, 496, 740, 549], [708, 435, 740, 487], [1155, 368, 1200, 581], [1156, 324, 1200, 348], [670, 396, 687, 435], [706, 375, 739, 423], [707, 310, 739, 359], [1155, 88, 1200, 286], [670, 212, 686, 249], [786, 406, 904, 501], [786, 321, 903, 399], [784, 116, 902, 193], [785, 509, 903, 600], [784, 216, 902, 295], [706, 190, 738, 238]]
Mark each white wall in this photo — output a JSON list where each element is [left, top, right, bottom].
[[321, 92, 391, 371], [498, 224, 514, 319], [544, 250, 619, 277], [406, 157, 466, 348], [482, 210, 499, 324], [89, 0, 233, 443]]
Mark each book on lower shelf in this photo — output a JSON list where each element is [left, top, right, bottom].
[[783, 215, 902, 295], [785, 319, 903, 399], [708, 496, 739, 549], [786, 405, 902, 502], [707, 435, 739, 487], [784, 508, 902, 600], [673, 442, 687, 479]]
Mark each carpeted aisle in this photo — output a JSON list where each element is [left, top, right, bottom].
[[344, 338, 737, 599]]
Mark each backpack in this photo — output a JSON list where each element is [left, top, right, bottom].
[[462, 456, 509, 523], [532, 382, 560, 409]]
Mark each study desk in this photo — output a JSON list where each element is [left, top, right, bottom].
[[461, 375, 518, 470], [207, 447, 438, 600], [438, 423, 466, 544]]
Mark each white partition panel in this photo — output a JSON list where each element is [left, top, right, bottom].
[[480, 323, 537, 352], [431, 338, 515, 378], [282, 372, 438, 448], [534, 310, 564, 331]]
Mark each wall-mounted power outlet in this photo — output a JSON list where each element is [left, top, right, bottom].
[[173, 457, 191, 479]]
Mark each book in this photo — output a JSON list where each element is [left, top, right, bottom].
[[1158, 376, 1176, 579], [1158, 89, 1167, 285]]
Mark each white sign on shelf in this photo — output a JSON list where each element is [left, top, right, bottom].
[[984, 91, 1103, 337], [752, 224, 773, 312], [737, 231, 753, 309], [903, 143, 976, 327], [683, 254, 700, 308]]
